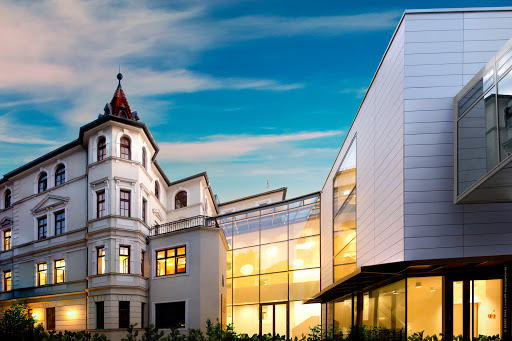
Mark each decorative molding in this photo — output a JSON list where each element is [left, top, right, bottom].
[[31, 194, 70, 215]]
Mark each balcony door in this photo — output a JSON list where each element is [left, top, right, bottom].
[[260, 302, 288, 339]]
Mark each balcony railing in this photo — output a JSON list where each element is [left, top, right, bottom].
[[150, 215, 219, 236]]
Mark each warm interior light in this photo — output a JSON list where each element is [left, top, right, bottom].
[[296, 241, 313, 250], [293, 259, 304, 267], [416, 282, 421, 288], [343, 190, 351, 195], [430, 288, 436, 292], [240, 264, 254, 276], [392, 290, 399, 295], [32, 313, 39, 320], [67, 310, 76, 318], [265, 246, 278, 257]]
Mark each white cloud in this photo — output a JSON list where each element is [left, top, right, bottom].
[[158, 130, 342, 162], [339, 87, 368, 98]]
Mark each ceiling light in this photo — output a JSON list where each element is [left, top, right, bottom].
[[240, 264, 254, 276]]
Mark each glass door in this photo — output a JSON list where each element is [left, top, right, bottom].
[[260, 303, 288, 339]]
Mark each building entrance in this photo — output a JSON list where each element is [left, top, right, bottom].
[[260, 302, 288, 339], [449, 278, 502, 341]]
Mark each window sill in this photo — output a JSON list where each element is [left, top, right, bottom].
[[153, 272, 189, 280]]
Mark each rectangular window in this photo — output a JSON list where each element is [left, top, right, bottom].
[[55, 259, 65, 283], [55, 211, 65, 235], [97, 247, 105, 274], [142, 198, 147, 224], [4, 271, 11, 291], [119, 301, 130, 329], [155, 301, 185, 329], [46, 307, 55, 330], [156, 246, 186, 277], [96, 302, 104, 329], [97, 190, 105, 218], [120, 246, 130, 274], [38, 217, 47, 240], [141, 251, 145, 276], [4, 229, 11, 251], [37, 263, 47, 286], [120, 190, 130, 217], [141, 302, 145, 328]]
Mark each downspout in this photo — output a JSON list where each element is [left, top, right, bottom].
[[85, 147, 89, 332]]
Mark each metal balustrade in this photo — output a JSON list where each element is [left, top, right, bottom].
[[150, 215, 219, 236]]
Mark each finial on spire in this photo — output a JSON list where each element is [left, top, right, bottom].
[[117, 72, 123, 88]]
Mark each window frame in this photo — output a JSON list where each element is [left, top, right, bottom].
[[142, 147, 147, 169], [155, 245, 187, 278], [38, 172, 48, 193], [119, 301, 130, 329], [38, 216, 48, 240], [4, 270, 11, 292], [36, 262, 47, 286], [96, 301, 105, 329], [4, 189, 11, 209], [97, 137, 107, 161], [4, 229, 11, 251], [155, 182, 160, 200], [153, 300, 187, 330], [141, 250, 145, 277], [142, 198, 147, 224], [175, 191, 187, 209], [97, 190, 106, 218], [55, 165, 65, 186], [54, 259, 65, 284], [120, 190, 131, 217], [97, 246, 105, 275], [55, 210, 65, 235], [120, 136, 131, 160], [119, 246, 130, 274]]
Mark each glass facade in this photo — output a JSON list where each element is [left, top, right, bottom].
[[333, 138, 356, 280], [217, 193, 321, 338], [456, 45, 512, 195]]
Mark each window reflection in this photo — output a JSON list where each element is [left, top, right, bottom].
[[233, 247, 259, 277], [407, 277, 442, 337], [260, 272, 288, 303], [233, 276, 259, 305], [290, 301, 321, 339], [233, 305, 259, 336], [334, 298, 353, 337], [289, 268, 320, 301], [261, 242, 287, 274], [362, 280, 405, 331], [289, 235, 320, 270]]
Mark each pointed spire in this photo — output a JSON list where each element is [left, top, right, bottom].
[[104, 73, 139, 121]]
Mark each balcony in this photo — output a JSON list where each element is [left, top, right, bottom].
[[150, 215, 219, 236], [455, 39, 512, 203]]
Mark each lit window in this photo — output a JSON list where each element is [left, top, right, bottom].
[[55, 165, 65, 186], [97, 247, 105, 274], [142, 147, 147, 169], [55, 211, 65, 235], [155, 182, 160, 200], [120, 190, 130, 217], [37, 263, 47, 286], [4, 229, 11, 251], [38, 173, 47, 193], [4, 271, 11, 291], [4, 189, 11, 209], [155, 302, 185, 329], [120, 246, 130, 274], [38, 217, 47, 240], [175, 191, 187, 209], [97, 137, 106, 161], [156, 246, 186, 277], [97, 190, 105, 218], [55, 259, 65, 283], [120, 137, 131, 160]]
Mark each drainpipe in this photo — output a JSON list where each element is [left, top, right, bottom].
[[85, 147, 89, 332]]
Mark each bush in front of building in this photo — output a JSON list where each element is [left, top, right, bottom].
[[0, 300, 109, 341]]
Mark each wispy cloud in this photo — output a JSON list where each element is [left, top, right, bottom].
[[158, 130, 342, 162], [339, 87, 368, 98]]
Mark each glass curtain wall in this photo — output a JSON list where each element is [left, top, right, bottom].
[[456, 45, 512, 195], [333, 138, 357, 280], [218, 194, 321, 339]]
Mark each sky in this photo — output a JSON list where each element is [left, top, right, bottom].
[[1, 0, 512, 202]]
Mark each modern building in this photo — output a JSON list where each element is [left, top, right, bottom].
[[2, 6, 512, 341], [305, 7, 512, 341]]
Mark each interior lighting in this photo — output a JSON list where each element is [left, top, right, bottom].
[[240, 264, 254, 276], [265, 246, 278, 257], [392, 290, 399, 295], [293, 259, 304, 267], [415, 282, 422, 288], [430, 287, 436, 292], [343, 190, 351, 195], [67, 310, 76, 318], [32, 313, 39, 320], [296, 241, 313, 250]]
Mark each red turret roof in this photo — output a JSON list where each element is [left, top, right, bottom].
[[104, 73, 139, 121]]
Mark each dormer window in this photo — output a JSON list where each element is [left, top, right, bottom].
[[175, 191, 187, 209], [97, 137, 106, 161], [120, 137, 131, 160], [155, 181, 160, 200], [142, 147, 147, 170], [4, 190, 11, 209], [38, 173, 48, 193], [55, 165, 65, 186]]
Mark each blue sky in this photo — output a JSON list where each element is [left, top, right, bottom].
[[1, 0, 511, 202]]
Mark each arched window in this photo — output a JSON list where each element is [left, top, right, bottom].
[[120, 137, 131, 160], [142, 147, 147, 170], [55, 165, 65, 186], [4, 189, 11, 209], [38, 173, 48, 193], [97, 137, 106, 161], [155, 181, 160, 200], [175, 191, 187, 209]]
